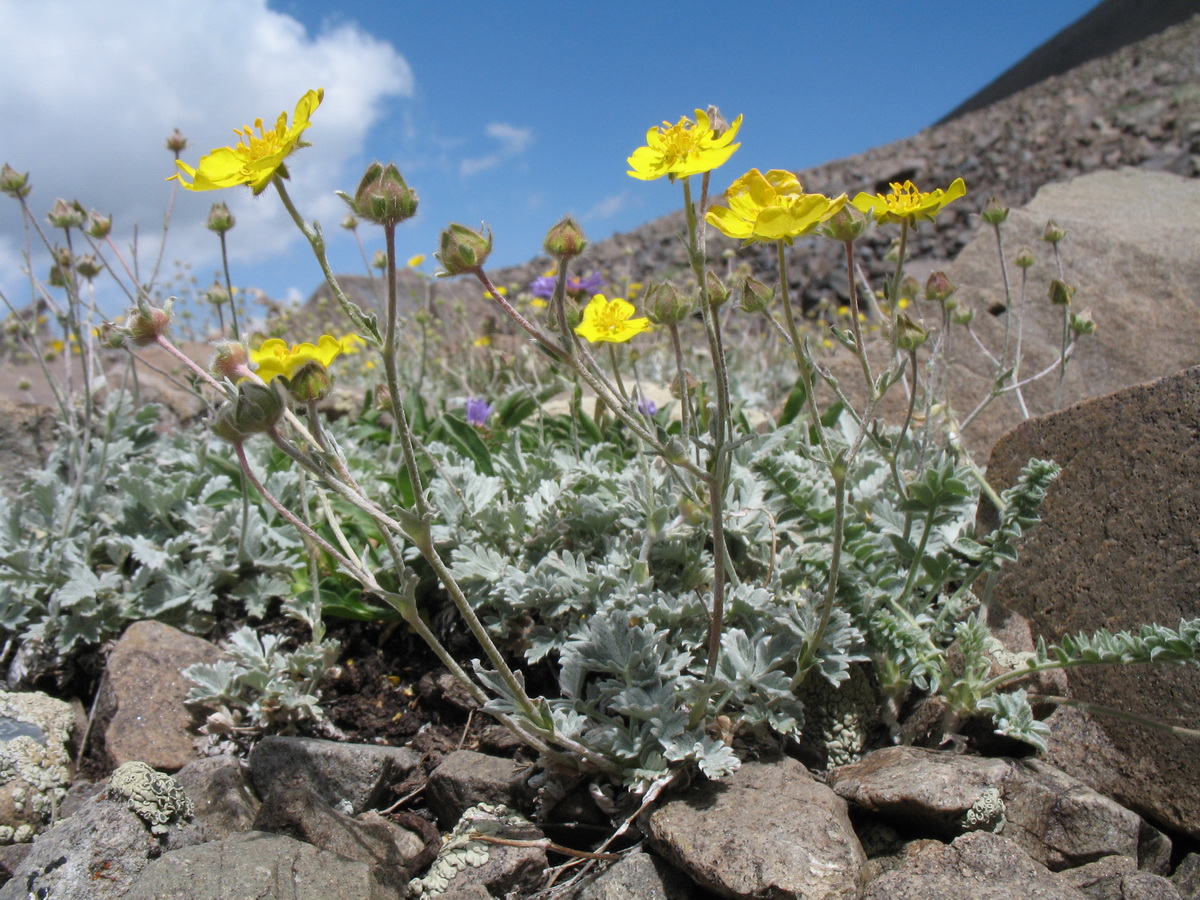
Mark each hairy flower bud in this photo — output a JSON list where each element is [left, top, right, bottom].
[[75, 254, 102, 281], [85, 210, 112, 239], [372, 249, 387, 271], [284, 359, 333, 403], [643, 281, 694, 326], [980, 197, 1009, 225], [738, 275, 775, 313], [817, 204, 870, 243], [1070, 308, 1095, 336], [345, 162, 418, 227], [899, 275, 920, 302], [924, 271, 956, 302], [952, 306, 974, 326], [1041, 220, 1066, 245], [164, 129, 188, 154], [1048, 278, 1076, 307], [213, 381, 286, 440], [705, 270, 731, 307], [341, 213, 359, 230], [0, 164, 31, 199], [126, 304, 172, 346], [1014, 247, 1036, 269], [205, 282, 230, 307], [436, 223, 493, 276], [893, 313, 928, 351], [207, 201, 236, 234], [47, 198, 86, 229], [543, 216, 587, 259]]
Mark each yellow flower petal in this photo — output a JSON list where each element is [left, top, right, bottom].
[[705, 168, 847, 245], [851, 177, 967, 225], [574, 294, 652, 343], [626, 109, 742, 181]]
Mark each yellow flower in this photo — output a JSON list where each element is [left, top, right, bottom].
[[171, 88, 324, 195], [627, 108, 742, 181], [250, 333, 353, 382], [574, 294, 652, 343], [530, 298, 548, 309], [407, 254, 425, 268], [706, 169, 847, 244], [473, 335, 492, 347], [851, 178, 967, 225]]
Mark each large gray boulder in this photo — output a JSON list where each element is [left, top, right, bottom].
[[981, 365, 1200, 839]]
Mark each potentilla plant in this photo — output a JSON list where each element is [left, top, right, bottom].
[[106, 90, 1200, 801]]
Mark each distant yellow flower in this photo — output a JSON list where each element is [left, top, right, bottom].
[[473, 335, 492, 347], [530, 298, 548, 309], [627, 108, 742, 181], [706, 169, 847, 244], [250, 333, 355, 382], [574, 294, 652, 344], [171, 88, 324, 195], [407, 254, 426, 268], [851, 178, 966, 225]]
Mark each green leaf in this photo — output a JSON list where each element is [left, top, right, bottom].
[[779, 379, 806, 426], [441, 414, 495, 476]]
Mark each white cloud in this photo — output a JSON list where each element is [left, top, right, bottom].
[[0, 0, 413, 312], [584, 192, 631, 220], [459, 121, 534, 177]]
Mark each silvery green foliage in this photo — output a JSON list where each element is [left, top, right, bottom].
[[183, 624, 339, 733], [0, 393, 303, 684]]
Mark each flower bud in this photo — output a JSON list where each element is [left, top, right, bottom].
[[341, 213, 359, 230], [48, 264, 68, 288], [564, 305, 584, 330], [1070, 308, 1095, 336], [207, 201, 236, 234], [80, 211, 110, 240], [980, 197, 1009, 225], [738, 275, 775, 313], [343, 162, 418, 227], [899, 275, 920, 302], [283, 359, 333, 403], [0, 164, 31, 199], [210, 341, 251, 381], [126, 304, 172, 346], [165, 129, 188, 154], [226, 381, 286, 436], [98, 321, 128, 349], [543, 216, 587, 259], [643, 281, 694, 326], [705, 270, 731, 307], [893, 313, 928, 351], [1048, 278, 1076, 307], [435, 223, 493, 276], [1014, 247, 1036, 269], [204, 282, 230, 307], [47, 198, 86, 229], [924, 271, 956, 302], [372, 249, 387, 271], [817, 204, 870, 243], [1041, 220, 1066, 245], [75, 254, 102, 281]]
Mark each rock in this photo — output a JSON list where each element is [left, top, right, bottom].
[[828, 746, 1168, 872], [248, 734, 419, 815], [107, 761, 194, 835], [0, 692, 74, 845], [861, 831, 1086, 899], [94, 620, 225, 771], [647, 755, 866, 899], [172, 753, 260, 838], [408, 802, 547, 898], [980, 365, 1200, 839], [1063, 856, 1183, 900], [251, 768, 424, 895], [426, 749, 530, 828], [0, 784, 204, 900], [0, 399, 56, 499], [1172, 854, 1200, 899], [570, 850, 697, 900], [124, 830, 395, 900]]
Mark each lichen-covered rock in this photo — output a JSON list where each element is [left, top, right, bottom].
[[408, 803, 547, 898], [108, 761, 194, 834], [798, 663, 882, 767], [0, 691, 75, 844]]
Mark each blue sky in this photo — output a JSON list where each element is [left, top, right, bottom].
[[0, 0, 1099, 320]]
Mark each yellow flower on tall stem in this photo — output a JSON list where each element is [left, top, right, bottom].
[[706, 169, 847, 244], [249, 333, 355, 382], [170, 88, 324, 194], [851, 178, 966, 225], [574, 295, 652, 343], [627, 108, 742, 181]]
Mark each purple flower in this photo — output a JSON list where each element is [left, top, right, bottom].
[[637, 397, 657, 417], [465, 397, 494, 427], [528, 271, 605, 301]]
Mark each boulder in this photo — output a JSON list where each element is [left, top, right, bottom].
[[981, 365, 1200, 839]]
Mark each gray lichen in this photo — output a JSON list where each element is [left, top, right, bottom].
[[958, 787, 1006, 834], [0, 692, 75, 844], [408, 802, 530, 897], [799, 664, 880, 768], [108, 761, 194, 834]]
